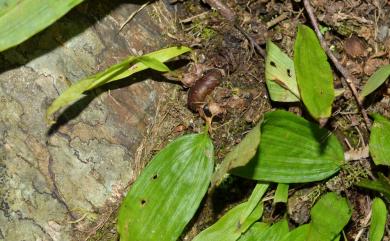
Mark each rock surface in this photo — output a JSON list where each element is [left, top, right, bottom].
[[0, 1, 169, 240]]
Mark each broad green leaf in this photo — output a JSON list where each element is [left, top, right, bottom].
[[239, 183, 269, 227], [369, 198, 387, 241], [294, 24, 335, 120], [280, 193, 350, 241], [238, 222, 270, 241], [193, 184, 267, 241], [256, 219, 289, 241], [193, 202, 263, 241], [46, 46, 191, 122], [274, 183, 289, 204], [232, 110, 344, 183], [265, 40, 300, 102], [369, 114, 390, 166], [0, 0, 84, 52], [308, 192, 351, 241], [280, 224, 311, 241], [117, 133, 213, 241], [357, 173, 390, 200], [280, 227, 340, 241], [211, 122, 261, 187], [360, 64, 390, 99], [265, 40, 343, 102]]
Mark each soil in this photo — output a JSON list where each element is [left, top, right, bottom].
[[88, 0, 390, 240]]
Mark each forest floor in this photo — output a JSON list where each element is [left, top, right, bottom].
[[89, 0, 390, 240]]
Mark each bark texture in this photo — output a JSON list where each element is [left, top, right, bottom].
[[0, 1, 170, 240]]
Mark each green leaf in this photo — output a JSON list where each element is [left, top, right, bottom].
[[137, 56, 171, 72], [274, 183, 289, 204], [193, 202, 263, 241], [238, 220, 290, 241], [46, 56, 136, 122], [239, 183, 269, 227], [211, 122, 261, 187], [117, 133, 213, 241], [280, 193, 351, 241], [294, 24, 335, 120], [308, 192, 351, 241], [281, 227, 340, 241], [109, 46, 191, 83], [46, 46, 191, 122], [238, 222, 270, 241], [369, 197, 388, 241], [280, 224, 311, 241], [257, 219, 289, 241], [360, 64, 390, 99], [369, 114, 390, 166], [265, 40, 300, 102], [357, 173, 390, 200], [333, 235, 341, 241], [232, 110, 344, 183], [265, 40, 343, 103], [193, 184, 268, 241], [0, 0, 83, 52]]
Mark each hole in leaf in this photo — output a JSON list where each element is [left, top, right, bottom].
[[270, 61, 277, 67], [287, 69, 291, 77], [152, 174, 158, 180], [141, 199, 147, 206]]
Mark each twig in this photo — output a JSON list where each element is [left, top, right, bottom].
[[303, 0, 371, 129], [179, 12, 208, 23], [266, 13, 289, 29], [119, 2, 150, 31], [203, 0, 236, 22], [203, 0, 266, 58], [354, 204, 372, 241], [234, 24, 266, 58]]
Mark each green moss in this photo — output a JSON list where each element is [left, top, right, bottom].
[[201, 27, 217, 41], [191, 21, 216, 41], [336, 24, 354, 36]]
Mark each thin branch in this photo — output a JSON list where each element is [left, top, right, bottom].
[[266, 13, 289, 29], [234, 24, 266, 58], [179, 12, 208, 23], [203, 0, 266, 58], [203, 0, 236, 22], [303, 0, 371, 129], [119, 2, 150, 31]]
